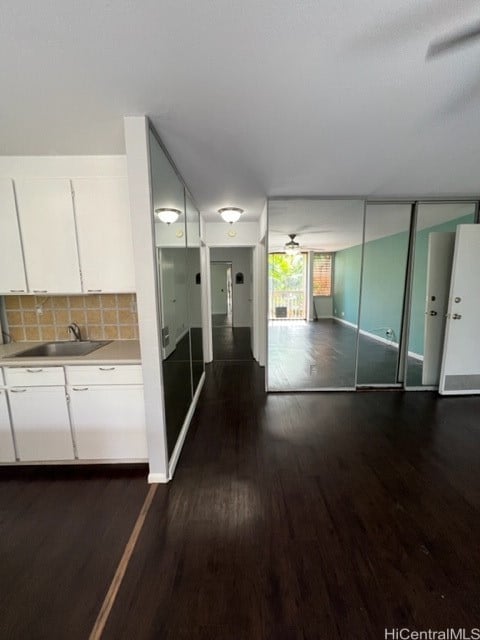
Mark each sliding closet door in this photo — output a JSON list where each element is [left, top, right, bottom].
[[406, 202, 477, 388], [267, 199, 364, 390], [356, 204, 412, 386]]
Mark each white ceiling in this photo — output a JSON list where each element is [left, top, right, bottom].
[[268, 200, 477, 251], [2, 1, 480, 220]]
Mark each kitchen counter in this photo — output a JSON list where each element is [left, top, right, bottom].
[[0, 340, 141, 366]]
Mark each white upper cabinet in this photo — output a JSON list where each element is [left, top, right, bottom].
[[72, 177, 135, 293], [15, 178, 82, 294], [0, 179, 27, 294]]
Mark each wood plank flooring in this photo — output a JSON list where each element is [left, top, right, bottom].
[[212, 326, 253, 361], [268, 319, 423, 389], [102, 362, 480, 639], [0, 465, 149, 640]]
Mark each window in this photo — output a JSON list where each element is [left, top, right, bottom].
[[312, 253, 332, 296]]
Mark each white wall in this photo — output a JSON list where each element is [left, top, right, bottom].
[[210, 247, 252, 327], [205, 221, 259, 246], [124, 117, 168, 483], [313, 296, 333, 317]]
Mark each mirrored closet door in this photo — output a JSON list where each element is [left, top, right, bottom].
[[405, 202, 477, 389], [356, 203, 412, 386], [149, 128, 205, 455], [267, 199, 365, 390]]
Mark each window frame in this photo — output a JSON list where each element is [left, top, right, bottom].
[[312, 252, 333, 297]]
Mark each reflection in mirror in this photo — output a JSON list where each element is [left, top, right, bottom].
[[185, 193, 204, 394], [268, 199, 364, 390], [406, 202, 477, 388], [357, 204, 412, 386], [149, 129, 192, 454]]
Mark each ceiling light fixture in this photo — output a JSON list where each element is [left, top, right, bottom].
[[285, 234, 301, 256], [155, 208, 181, 224], [218, 207, 244, 224]]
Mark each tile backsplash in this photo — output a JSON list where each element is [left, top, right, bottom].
[[5, 294, 139, 342]]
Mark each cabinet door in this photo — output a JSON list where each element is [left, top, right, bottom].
[[9, 386, 74, 461], [69, 385, 147, 460], [15, 178, 82, 293], [72, 177, 135, 293], [0, 390, 16, 462], [0, 179, 27, 294]]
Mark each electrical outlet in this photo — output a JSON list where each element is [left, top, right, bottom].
[[35, 305, 43, 316]]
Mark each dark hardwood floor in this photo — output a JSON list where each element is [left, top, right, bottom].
[[102, 362, 480, 639], [213, 326, 253, 361], [212, 313, 232, 327], [269, 319, 423, 389], [0, 465, 149, 640]]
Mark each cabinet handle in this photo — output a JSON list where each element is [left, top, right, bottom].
[[11, 388, 27, 393], [10, 289, 25, 293], [72, 387, 89, 391], [33, 290, 48, 293], [87, 289, 102, 293], [99, 367, 115, 371], [26, 368, 43, 373]]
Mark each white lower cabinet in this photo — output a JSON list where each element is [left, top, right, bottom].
[[0, 390, 16, 462], [69, 384, 147, 460], [9, 386, 74, 461]]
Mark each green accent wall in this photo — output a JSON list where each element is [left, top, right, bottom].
[[332, 244, 362, 326], [333, 215, 475, 356]]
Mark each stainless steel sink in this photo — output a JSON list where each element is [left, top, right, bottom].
[[11, 341, 111, 358]]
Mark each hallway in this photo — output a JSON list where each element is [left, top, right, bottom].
[[212, 326, 253, 361], [2, 363, 480, 638]]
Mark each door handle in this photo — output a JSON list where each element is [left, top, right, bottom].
[[429, 311, 438, 316], [452, 313, 462, 320]]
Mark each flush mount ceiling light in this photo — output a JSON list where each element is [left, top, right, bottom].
[[218, 207, 244, 224], [285, 234, 301, 256], [155, 208, 181, 224]]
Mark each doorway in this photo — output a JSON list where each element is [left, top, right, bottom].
[[210, 261, 232, 327], [209, 249, 254, 362]]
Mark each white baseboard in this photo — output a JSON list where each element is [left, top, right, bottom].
[[333, 317, 357, 329], [168, 371, 205, 480], [176, 327, 189, 344], [360, 328, 399, 348], [334, 317, 424, 361], [408, 351, 424, 362], [148, 472, 169, 484]]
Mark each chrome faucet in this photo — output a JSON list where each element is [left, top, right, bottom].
[[67, 322, 83, 342]]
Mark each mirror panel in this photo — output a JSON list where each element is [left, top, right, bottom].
[[357, 204, 412, 386], [406, 202, 477, 388], [185, 193, 204, 393], [268, 199, 365, 390], [149, 129, 192, 454]]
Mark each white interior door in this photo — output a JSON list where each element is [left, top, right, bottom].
[[422, 232, 455, 385], [439, 224, 480, 395], [158, 248, 176, 359], [211, 263, 228, 314]]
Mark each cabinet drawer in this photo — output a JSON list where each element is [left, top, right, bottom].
[[5, 366, 65, 387], [66, 365, 143, 386]]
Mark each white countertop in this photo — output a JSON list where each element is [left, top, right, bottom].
[[0, 340, 142, 366]]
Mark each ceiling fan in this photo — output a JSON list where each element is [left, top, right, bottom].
[[427, 19, 480, 58], [284, 234, 301, 256]]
